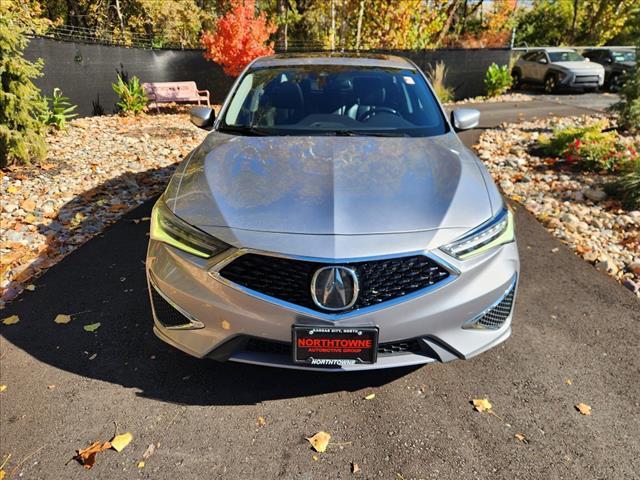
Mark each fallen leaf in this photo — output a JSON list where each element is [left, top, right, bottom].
[[257, 416, 266, 426], [0, 453, 11, 480], [142, 443, 156, 460], [514, 433, 528, 444], [110, 432, 133, 452], [73, 441, 111, 469], [26, 284, 36, 291], [221, 320, 231, 330], [47, 385, 56, 390], [352, 462, 361, 474], [472, 398, 492, 412], [83, 322, 101, 332], [54, 314, 72, 324], [2, 315, 19, 325], [306, 431, 331, 453], [363, 393, 376, 400], [137, 461, 145, 468], [565, 379, 573, 385], [312, 455, 319, 461], [575, 403, 592, 415], [0, 385, 6, 393]]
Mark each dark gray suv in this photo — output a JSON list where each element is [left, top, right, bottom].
[[583, 48, 637, 91]]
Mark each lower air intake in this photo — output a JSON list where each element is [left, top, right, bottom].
[[465, 281, 516, 330], [150, 286, 192, 328]]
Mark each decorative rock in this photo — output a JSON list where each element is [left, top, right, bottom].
[[583, 188, 607, 202]]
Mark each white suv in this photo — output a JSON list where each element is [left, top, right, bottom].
[[512, 48, 605, 93]]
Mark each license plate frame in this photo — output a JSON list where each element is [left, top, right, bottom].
[[292, 326, 379, 366]]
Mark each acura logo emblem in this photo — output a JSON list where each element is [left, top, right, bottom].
[[311, 266, 359, 311]]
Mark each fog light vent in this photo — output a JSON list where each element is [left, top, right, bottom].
[[150, 285, 194, 329], [464, 280, 516, 330]]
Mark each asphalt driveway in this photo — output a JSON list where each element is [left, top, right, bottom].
[[1, 97, 638, 480]]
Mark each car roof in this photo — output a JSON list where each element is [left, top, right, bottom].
[[250, 52, 416, 70], [534, 47, 577, 53]]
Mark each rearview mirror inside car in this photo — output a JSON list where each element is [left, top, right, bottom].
[[189, 107, 215, 130], [451, 108, 480, 131]]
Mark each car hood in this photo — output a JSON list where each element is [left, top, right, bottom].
[[167, 132, 493, 235], [554, 61, 603, 71], [620, 61, 637, 69]]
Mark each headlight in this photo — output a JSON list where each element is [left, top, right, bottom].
[[150, 196, 230, 258], [441, 209, 515, 260]]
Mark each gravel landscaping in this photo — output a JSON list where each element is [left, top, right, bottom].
[[475, 116, 640, 297], [0, 112, 206, 305], [446, 92, 534, 105]]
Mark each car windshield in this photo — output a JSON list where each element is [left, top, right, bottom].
[[219, 65, 448, 137], [548, 51, 585, 62], [611, 50, 636, 62]]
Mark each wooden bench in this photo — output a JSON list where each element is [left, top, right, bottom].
[[142, 81, 210, 112]]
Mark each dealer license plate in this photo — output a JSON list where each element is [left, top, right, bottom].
[[292, 326, 379, 366]]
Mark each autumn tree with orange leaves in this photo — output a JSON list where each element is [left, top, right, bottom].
[[201, 0, 276, 76]]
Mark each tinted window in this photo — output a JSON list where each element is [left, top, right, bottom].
[[611, 50, 636, 62], [548, 51, 585, 62], [220, 66, 448, 137]]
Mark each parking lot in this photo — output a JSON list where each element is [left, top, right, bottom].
[[2, 96, 638, 479]]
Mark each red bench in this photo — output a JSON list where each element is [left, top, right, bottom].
[[142, 81, 210, 112]]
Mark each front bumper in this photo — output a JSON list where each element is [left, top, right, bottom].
[[558, 70, 604, 89], [146, 239, 519, 371]]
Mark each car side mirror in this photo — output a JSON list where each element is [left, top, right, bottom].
[[451, 108, 480, 131], [190, 107, 215, 130], [538, 58, 548, 64]]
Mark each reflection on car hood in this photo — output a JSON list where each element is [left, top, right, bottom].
[[168, 132, 493, 235], [554, 61, 603, 71], [621, 61, 637, 69]]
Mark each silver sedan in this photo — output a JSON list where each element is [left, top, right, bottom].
[[146, 54, 519, 370]]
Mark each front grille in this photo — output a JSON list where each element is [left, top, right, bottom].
[[473, 285, 515, 329], [243, 338, 423, 357], [574, 75, 599, 84], [150, 286, 191, 328], [218, 253, 450, 313]]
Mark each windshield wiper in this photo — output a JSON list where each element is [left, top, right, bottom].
[[331, 130, 409, 137], [217, 125, 272, 136]]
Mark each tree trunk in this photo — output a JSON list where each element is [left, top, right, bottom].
[[356, 0, 365, 51], [570, 0, 579, 43]]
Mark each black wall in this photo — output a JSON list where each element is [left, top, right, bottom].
[[24, 37, 512, 117], [24, 37, 235, 117]]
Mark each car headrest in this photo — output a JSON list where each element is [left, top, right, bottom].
[[353, 77, 386, 106], [271, 81, 304, 109]]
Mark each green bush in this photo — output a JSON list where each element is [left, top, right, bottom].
[[609, 65, 640, 132], [41, 88, 78, 129], [0, 12, 47, 167], [607, 159, 640, 209], [539, 122, 638, 172], [484, 63, 512, 98], [112, 75, 148, 114]]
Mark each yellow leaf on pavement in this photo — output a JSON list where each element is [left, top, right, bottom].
[[54, 314, 72, 324], [473, 398, 492, 412], [73, 441, 112, 469], [575, 403, 592, 415], [306, 431, 331, 453], [83, 322, 101, 332], [364, 393, 375, 400], [257, 416, 266, 426], [2, 315, 19, 325], [0, 385, 6, 393], [110, 432, 133, 452], [137, 461, 145, 469], [514, 433, 528, 443]]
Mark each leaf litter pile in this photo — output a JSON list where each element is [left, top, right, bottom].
[[0, 111, 208, 306]]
